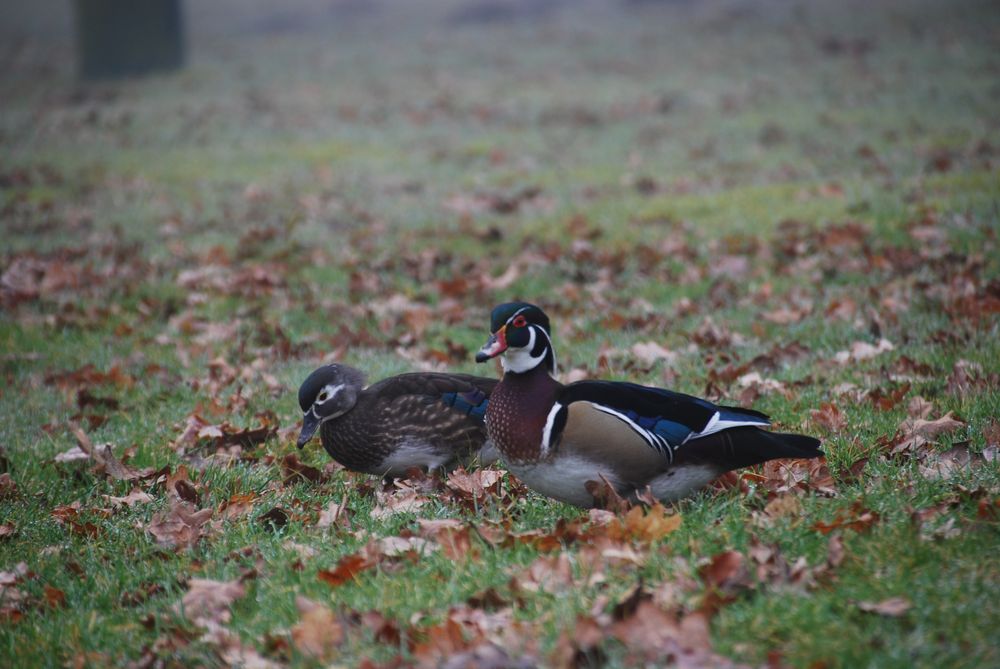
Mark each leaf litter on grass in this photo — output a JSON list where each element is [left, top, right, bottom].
[[3, 1, 1000, 666]]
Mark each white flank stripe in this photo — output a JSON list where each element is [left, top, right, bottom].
[[540, 402, 563, 455]]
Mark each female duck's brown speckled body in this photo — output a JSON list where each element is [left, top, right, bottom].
[[476, 302, 823, 507], [297, 365, 497, 478]]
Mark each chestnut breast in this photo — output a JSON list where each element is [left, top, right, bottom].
[[485, 369, 561, 463]]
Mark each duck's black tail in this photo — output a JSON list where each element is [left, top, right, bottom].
[[682, 426, 823, 471]]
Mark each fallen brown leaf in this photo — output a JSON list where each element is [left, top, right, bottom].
[[177, 578, 246, 628], [813, 502, 879, 534], [147, 499, 213, 549], [281, 453, 323, 485], [0, 473, 18, 500], [617, 504, 683, 543], [316, 498, 350, 529], [810, 402, 847, 433], [834, 338, 894, 363], [291, 596, 343, 661], [857, 596, 911, 617], [510, 553, 574, 594], [631, 341, 678, 366], [317, 552, 375, 587], [446, 467, 503, 505], [103, 488, 155, 509]]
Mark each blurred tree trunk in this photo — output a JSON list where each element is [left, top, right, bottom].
[[74, 0, 184, 80]]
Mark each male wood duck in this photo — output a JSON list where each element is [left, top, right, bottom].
[[297, 364, 498, 477], [475, 302, 822, 507]]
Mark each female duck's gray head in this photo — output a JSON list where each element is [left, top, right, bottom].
[[296, 364, 366, 448]]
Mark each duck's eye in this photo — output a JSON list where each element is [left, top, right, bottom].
[[512, 315, 527, 328], [317, 392, 329, 403]]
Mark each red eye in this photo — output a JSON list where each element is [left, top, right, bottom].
[[512, 315, 527, 328]]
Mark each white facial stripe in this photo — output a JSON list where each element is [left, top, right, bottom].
[[316, 383, 344, 405], [533, 324, 557, 375], [504, 306, 531, 326]]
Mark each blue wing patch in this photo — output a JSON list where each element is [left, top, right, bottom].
[[623, 410, 692, 447], [441, 389, 489, 422]]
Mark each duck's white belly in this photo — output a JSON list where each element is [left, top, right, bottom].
[[507, 456, 722, 507], [506, 455, 622, 508], [646, 464, 720, 502]]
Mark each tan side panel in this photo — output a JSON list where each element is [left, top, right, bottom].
[[558, 402, 669, 483]]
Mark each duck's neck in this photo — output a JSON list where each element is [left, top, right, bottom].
[[488, 364, 562, 463]]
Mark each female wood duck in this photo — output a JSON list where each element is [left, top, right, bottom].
[[475, 302, 822, 507], [296, 364, 498, 477]]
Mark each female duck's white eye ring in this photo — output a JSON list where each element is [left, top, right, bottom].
[[317, 393, 329, 403]]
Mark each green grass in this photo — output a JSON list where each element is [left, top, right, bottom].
[[2, 0, 999, 666]]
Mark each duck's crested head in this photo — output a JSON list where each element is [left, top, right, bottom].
[[476, 302, 556, 375], [296, 364, 366, 448], [488, 302, 550, 338]]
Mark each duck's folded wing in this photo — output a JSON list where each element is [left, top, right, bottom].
[[370, 373, 496, 423], [550, 381, 771, 461]]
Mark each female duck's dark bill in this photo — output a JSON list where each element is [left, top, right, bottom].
[[475, 327, 507, 362], [296, 412, 321, 449]]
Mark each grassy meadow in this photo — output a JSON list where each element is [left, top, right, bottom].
[[1, 0, 999, 666]]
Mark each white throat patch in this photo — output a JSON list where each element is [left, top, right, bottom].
[[501, 327, 546, 374]]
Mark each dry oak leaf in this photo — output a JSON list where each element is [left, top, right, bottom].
[[857, 596, 911, 617], [0, 473, 18, 500], [147, 499, 213, 549], [834, 338, 894, 364], [902, 412, 965, 440], [291, 596, 343, 661], [891, 412, 966, 455], [615, 504, 683, 543], [280, 453, 323, 485], [377, 536, 436, 558], [810, 402, 847, 433], [446, 467, 504, 504], [52, 446, 90, 464], [203, 629, 281, 669], [218, 492, 258, 521], [760, 494, 803, 523], [317, 551, 376, 588], [416, 519, 476, 560], [813, 502, 879, 535], [103, 488, 155, 509], [700, 551, 750, 593], [177, 578, 246, 629], [585, 474, 632, 513], [906, 396, 934, 419], [609, 601, 745, 668], [510, 553, 574, 594], [919, 443, 988, 480], [411, 617, 483, 669], [370, 490, 429, 520], [631, 341, 679, 366], [68, 423, 153, 482], [316, 498, 350, 529]]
